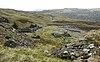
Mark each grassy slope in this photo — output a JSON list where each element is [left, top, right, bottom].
[[0, 8, 100, 62], [0, 44, 70, 62], [0, 8, 53, 28], [0, 8, 71, 62]]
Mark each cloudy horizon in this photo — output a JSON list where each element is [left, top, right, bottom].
[[0, 0, 100, 11]]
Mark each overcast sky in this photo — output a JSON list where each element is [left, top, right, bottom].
[[0, 0, 100, 11]]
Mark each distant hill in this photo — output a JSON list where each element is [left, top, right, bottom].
[[0, 8, 54, 28], [38, 8, 100, 21]]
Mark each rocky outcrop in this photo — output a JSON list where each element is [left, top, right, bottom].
[[3, 33, 35, 48]]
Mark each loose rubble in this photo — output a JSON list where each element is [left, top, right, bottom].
[[18, 24, 42, 33], [0, 21, 40, 48], [0, 17, 100, 62], [51, 39, 100, 62]]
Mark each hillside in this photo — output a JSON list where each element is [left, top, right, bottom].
[[0, 8, 54, 27], [38, 8, 100, 30], [39, 8, 100, 21], [0, 8, 100, 62]]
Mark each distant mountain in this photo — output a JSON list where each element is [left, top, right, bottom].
[[38, 8, 100, 21]]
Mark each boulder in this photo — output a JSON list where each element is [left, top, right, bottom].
[[52, 33, 61, 38]]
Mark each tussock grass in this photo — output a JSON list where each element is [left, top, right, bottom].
[[0, 44, 70, 62]]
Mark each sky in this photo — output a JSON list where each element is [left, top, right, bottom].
[[0, 0, 100, 11]]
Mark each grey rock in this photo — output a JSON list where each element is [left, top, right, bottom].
[[87, 55, 100, 62], [4, 40, 17, 48], [0, 17, 9, 23], [52, 40, 100, 61], [52, 33, 61, 38]]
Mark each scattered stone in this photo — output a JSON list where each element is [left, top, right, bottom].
[[18, 24, 42, 33], [52, 33, 61, 38], [83, 49, 90, 53], [0, 17, 9, 23], [5, 36, 11, 39], [12, 22, 18, 29], [52, 40, 100, 61], [4, 40, 17, 48], [32, 35, 40, 39], [63, 32, 71, 37], [29, 24, 42, 32], [18, 28, 32, 33], [29, 24, 37, 28], [88, 44, 95, 49], [52, 32, 71, 38]]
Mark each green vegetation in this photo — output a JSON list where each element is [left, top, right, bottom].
[[0, 8, 100, 62], [0, 44, 71, 62], [85, 30, 100, 46]]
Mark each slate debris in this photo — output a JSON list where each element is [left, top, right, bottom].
[[0, 19, 36, 48], [18, 24, 42, 33], [3, 34, 35, 48], [51, 40, 100, 61], [13, 33, 35, 47], [18, 28, 32, 33]]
